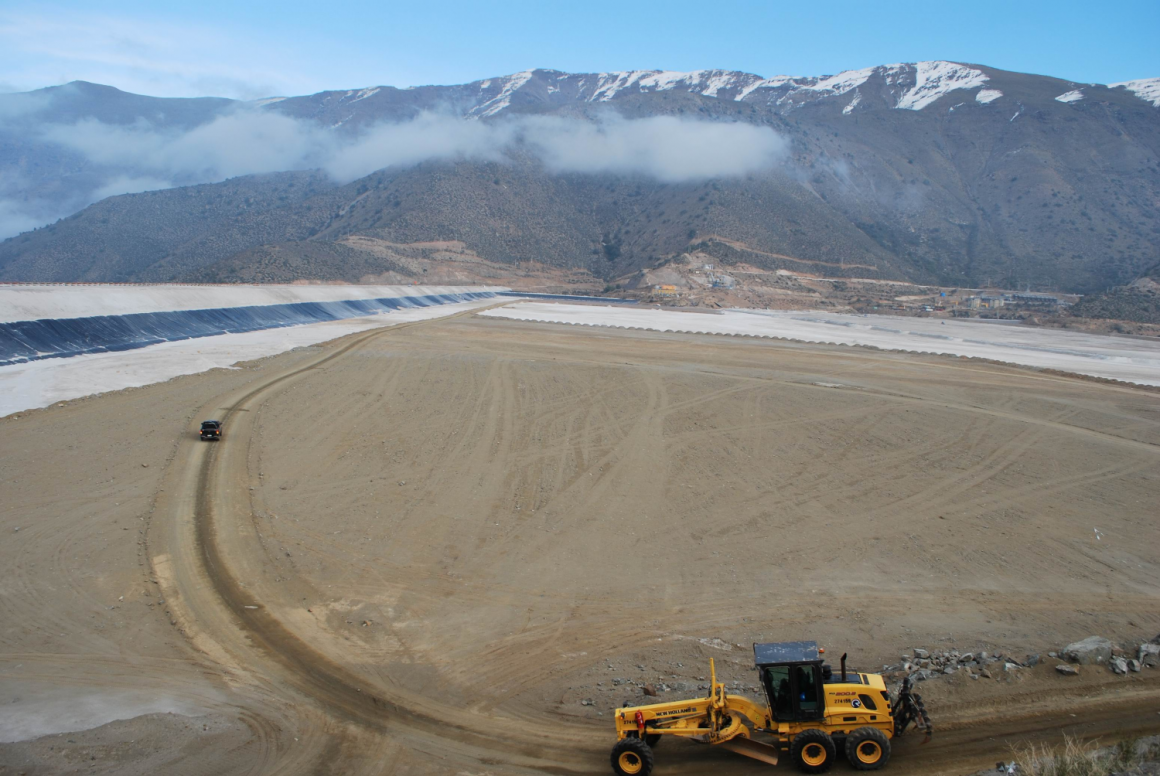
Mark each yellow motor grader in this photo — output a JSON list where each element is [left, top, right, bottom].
[[610, 641, 931, 774]]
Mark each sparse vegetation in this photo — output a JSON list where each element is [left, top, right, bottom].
[[1011, 736, 1160, 776]]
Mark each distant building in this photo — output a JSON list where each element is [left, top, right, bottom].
[[1010, 293, 1061, 310]]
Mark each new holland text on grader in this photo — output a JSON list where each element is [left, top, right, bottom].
[[610, 641, 931, 774]]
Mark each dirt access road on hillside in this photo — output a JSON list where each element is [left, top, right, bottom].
[[2, 309, 1159, 774]]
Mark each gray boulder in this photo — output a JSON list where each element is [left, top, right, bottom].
[[1110, 657, 1129, 675], [1055, 664, 1080, 676], [1062, 636, 1113, 665], [1138, 643, 1160, 667]]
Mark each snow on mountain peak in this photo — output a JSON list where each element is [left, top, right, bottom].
[[349, 87, 381, 103], [895, 62, 989, 110], [455, 62, 994, 119], [587, 69, 764, 101], [473, 70, 536, 117], [1111, 78, 1160, 107], [800, 65, 884, 95]]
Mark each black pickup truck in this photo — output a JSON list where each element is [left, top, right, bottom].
[[200, 420, 223, 440]]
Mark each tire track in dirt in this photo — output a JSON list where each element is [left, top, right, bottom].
[[163, 307, 604, 774], [153, 313, 1160, 774]]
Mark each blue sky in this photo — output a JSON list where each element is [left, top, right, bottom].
[[1, 0, 1156, 98]]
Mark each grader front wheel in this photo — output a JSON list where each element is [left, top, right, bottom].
[[791, 729, 836, 773], [611, 737, 654, 776]]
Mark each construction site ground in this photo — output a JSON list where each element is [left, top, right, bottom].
[[2, 312, 1159, 775]]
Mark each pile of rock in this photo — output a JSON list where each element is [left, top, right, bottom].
[[1054, 634, 1160, 676], [887, 634, 1160, 685], [886, 647, 1026, 682]]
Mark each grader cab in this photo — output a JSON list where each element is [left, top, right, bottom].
[[610, 641, 931, 775]]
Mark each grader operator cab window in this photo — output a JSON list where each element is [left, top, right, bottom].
[[764, 665, 793, 718], [754, 641, 825, 723], [795, 665, 820, 714]]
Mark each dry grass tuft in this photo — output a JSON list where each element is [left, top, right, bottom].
[[1011, 736, 1147, 776]]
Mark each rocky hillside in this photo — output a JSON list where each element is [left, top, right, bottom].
[[0, 172, 332, 281], [1069, 270, 1160, 324], [1, 64, 1158, 291]]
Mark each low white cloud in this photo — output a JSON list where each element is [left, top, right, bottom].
[[1, 108, 788, 239], [41, 108, 788, 185], [43, 113, 327, 182], [324, 114, 519, 181], [520, 115, 788, 181], [0, 89, 51, 119]]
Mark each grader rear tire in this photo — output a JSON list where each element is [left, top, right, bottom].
[[791, 729, 836, 773], [610, 737, 654, 776], [845, 727, 891, 770]]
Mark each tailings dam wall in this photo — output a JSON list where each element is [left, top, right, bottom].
[[0, 284, 505, 366]]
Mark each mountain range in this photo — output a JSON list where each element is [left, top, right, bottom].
[[1, 63, 1158, 294]]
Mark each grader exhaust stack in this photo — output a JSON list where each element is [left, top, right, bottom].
[[610, 641, 932, 775]]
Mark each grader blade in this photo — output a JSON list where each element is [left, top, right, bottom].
[[719, 737, 779, 765]]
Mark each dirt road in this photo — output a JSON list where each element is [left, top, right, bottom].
[[2, 311, 1159, 774]]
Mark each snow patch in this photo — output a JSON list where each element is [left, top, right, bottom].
[[590, 71, 649, 101], [735, 75, 796, 100], [1110, 78, 1160, 107], [976, 88, 1002, 104], [896, 62, 989, 110], [473, 70, 535, 117], [1055, 89, 1084, 103], [800, 66, 878, 95], [349, 87, 381, 103], [586, 69, 760, 101], [698, 71, 745, 98], [843, 92, 862, 115]]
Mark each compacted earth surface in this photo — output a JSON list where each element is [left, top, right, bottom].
[[1, 310, 1159, 775]]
